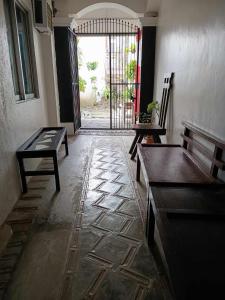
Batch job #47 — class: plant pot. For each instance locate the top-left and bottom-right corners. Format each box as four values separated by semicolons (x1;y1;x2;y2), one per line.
143;135;154;144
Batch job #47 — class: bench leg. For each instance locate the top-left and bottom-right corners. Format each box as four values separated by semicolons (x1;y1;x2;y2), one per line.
131;135;143;160
64;133;69;156
148;201;155;247
53;154;60;191
136;154;141;182
18;157;27;193
129;133;139;154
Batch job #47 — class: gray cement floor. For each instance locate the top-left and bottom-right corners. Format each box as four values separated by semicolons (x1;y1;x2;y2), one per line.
4;134;170;300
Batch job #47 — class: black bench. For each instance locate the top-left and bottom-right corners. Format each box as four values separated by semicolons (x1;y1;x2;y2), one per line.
16;127;68;193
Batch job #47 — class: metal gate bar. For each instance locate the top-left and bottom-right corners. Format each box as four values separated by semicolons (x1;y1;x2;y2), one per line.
74;18;138;35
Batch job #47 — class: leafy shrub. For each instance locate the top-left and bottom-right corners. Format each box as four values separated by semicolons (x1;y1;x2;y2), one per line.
79;77;87;93
123;86;135;102
87;61;98;71
125;43;136;54
90;76;97;84
103;86;110;100
125;60;137;81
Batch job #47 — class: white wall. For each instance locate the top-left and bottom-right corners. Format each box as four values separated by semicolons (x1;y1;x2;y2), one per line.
54;0;147;16
0;0;50;225
154;0;225;143
41;34;60;126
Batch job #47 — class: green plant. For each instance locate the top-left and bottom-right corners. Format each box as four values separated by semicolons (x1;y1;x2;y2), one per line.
87;61;98;71
77;38;83;68
79;77;87;93
147;101;160;116
125;43;136;54
103;86;110;100
123;86;134;102
136;101;160;123
102;86;119;101
90;76;97;84
125;60;137;81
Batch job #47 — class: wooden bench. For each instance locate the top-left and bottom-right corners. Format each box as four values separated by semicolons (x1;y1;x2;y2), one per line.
16;127;68;193
136;122;225;299
149;185;225;300
136;121;225;186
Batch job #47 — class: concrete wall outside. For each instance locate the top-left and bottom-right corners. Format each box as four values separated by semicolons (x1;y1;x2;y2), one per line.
154;0;225;143
0;0;51;225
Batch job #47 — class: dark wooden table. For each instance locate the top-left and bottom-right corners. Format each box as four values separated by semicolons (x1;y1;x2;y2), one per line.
148;185;225;300
16;127;68;193
129;123;166;159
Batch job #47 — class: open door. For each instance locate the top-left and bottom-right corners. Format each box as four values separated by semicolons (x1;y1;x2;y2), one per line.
74;19;140;129
68;29;81;131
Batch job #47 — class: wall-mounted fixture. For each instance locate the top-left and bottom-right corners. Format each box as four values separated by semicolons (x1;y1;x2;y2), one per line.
32;0;53;34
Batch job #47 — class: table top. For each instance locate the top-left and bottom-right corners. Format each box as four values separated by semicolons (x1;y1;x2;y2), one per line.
17;127;66;153
132;123;166;134
151;186;225;300
151;185;225;213
157;210;225;300
138;144;215;186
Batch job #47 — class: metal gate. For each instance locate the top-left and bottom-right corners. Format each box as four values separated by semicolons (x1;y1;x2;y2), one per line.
68;29;81;131
74;19;140;129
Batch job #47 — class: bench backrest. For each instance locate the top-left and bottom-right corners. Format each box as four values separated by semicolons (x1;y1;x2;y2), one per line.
181;121;225;179
158;72;174;128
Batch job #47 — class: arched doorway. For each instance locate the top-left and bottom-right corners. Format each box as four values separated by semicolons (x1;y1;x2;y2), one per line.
72;3;141;129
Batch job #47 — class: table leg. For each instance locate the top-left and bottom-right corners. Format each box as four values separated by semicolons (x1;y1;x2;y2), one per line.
17;157;27;193
136;154;141;182
131;135;143;160
64;132;69;156
129;133;139;154
53;153;60;191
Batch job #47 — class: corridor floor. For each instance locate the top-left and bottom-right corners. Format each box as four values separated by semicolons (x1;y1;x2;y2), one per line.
5;135;170;300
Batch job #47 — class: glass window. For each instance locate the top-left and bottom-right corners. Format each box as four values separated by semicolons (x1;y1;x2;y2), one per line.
4;0;38;100
16;5;34;95
5;1;20;96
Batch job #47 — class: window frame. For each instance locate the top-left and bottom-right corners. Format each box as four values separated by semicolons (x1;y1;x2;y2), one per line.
5;0;39;102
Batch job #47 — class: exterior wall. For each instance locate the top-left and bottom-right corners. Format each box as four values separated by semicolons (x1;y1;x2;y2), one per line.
154;0;225;143
0;0;49;225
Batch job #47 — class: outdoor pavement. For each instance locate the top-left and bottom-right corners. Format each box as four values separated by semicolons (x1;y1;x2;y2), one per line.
81;105;134;129
81;118;110;129
3;134;170;300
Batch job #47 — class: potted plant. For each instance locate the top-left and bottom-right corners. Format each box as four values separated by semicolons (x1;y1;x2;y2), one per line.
135;101;160;143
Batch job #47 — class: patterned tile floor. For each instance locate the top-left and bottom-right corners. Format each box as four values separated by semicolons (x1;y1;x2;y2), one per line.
3;135;170;300
60;137;168;299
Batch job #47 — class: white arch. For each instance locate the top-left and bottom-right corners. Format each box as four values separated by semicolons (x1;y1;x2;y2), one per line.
76;3;139;19
73;2;141;27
